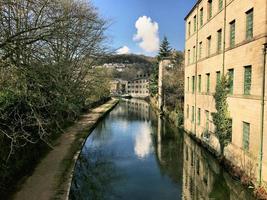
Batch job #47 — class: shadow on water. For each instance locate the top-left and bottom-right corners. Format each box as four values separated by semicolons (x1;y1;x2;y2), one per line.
70;99;254;200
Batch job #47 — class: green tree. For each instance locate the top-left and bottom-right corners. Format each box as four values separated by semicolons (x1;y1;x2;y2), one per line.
157;36;172;61
211;75;232;156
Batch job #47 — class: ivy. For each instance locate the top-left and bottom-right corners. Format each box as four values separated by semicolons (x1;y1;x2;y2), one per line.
211;74;232;156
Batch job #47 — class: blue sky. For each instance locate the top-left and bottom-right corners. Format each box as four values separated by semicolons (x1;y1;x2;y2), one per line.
92;0;196;56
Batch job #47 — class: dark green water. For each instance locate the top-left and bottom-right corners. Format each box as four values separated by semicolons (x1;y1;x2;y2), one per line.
70;99;254;200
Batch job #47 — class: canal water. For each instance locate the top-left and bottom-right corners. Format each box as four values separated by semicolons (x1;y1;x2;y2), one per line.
70;99;254;200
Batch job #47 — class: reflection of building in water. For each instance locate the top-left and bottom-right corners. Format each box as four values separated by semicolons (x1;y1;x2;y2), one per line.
124;99;150;121
182;134;253;200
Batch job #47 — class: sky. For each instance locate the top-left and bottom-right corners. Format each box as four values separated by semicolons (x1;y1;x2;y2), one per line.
91;0;196;56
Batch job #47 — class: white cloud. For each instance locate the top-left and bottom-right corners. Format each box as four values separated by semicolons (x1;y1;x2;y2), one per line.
133;16;160;53
116;46;130;54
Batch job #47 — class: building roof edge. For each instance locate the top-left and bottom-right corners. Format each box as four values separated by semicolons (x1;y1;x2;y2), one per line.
184;0;202;21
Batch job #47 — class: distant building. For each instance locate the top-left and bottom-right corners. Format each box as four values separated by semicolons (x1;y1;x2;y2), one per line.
110;79;128;95
184;0;267;185
127;74;150;98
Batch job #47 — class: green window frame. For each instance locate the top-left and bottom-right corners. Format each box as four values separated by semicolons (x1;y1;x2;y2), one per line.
194;15;197;32
198;75;202;92
187;77;189;91
219;0;223;11
200;8;203;26
199;42;202;59
207;36;211;56
208;0;213;19
244;66;252;95
192;106;195;122
193;46;196;63
228;69;234;94
198;108;201;125
246;9;253;40
188;21;191;36
205;110;209;130
192;76;195;93
216;71;221;85
230;20;235;48
242;122;250;151
206;73;210;93
217;29;222;52
187;105;189;118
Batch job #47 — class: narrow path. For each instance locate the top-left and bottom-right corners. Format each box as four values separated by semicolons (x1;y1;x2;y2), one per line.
12;99;119;200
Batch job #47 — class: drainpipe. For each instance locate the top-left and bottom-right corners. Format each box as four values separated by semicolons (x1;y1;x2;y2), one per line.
258;43;267;186
194;4;199;136
222;0;227;74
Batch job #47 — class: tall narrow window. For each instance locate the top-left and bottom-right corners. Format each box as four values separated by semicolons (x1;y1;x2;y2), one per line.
244;66;252;95
228;69;234;94
187;77;190;91
200;8;204;26
243;122;250;151
193;46;196;63
187;105;189;118
194;15;197;32
216;71;221;85
246;9;253;40
230;20;236;48
192;106;195;123
219;0;223;11
192;76;195;93
188;21;191;36
206;73;210;93
188;49;191;65
198;75;202;92
199;42;203;59
207;36;211;56
205;110;209;130
198;108;201;125
208;0;213;19
217;29;222;53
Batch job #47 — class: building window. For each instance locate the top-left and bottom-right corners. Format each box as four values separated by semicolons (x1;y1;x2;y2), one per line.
244;66;252;95
207;36;211;56
187;77;190;91
188;21;191;36
199;42;202;59
188;49;191;65
228;69;234;94
205;110;209;130
242;122;250;151
230;20;236;48
219;0;223;11
198;75;202;92
187;105;189;118
208;0;213;20
246;9;253;40
200;8;203;26
206;73;210;93
217;29;222;53
198;108;201;125
194;15;197;32
192;76;195;93
216;71;221;85
193;46;196;63
192;106;195;123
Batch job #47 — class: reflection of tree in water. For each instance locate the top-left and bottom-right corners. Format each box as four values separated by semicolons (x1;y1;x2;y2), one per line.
152;116;184;184
69;148;121;200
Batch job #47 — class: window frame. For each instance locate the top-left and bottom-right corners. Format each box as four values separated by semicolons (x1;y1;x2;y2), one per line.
244;65;252;95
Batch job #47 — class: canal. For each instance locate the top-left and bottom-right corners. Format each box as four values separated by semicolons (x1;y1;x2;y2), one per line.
69;99;254;200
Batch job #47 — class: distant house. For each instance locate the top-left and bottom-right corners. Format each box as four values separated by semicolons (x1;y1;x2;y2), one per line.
110;79;128;95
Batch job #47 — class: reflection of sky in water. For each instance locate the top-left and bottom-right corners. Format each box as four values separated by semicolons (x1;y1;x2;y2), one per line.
134;122;152;159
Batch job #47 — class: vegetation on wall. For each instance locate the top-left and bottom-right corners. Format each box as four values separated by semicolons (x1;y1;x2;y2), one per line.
211;75;232;156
